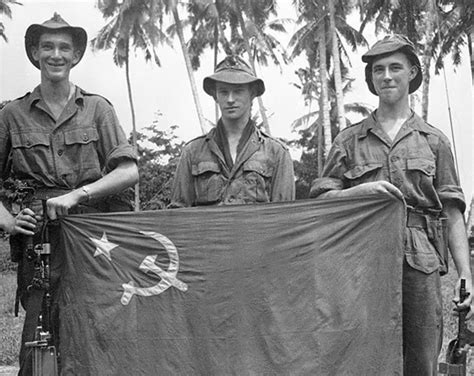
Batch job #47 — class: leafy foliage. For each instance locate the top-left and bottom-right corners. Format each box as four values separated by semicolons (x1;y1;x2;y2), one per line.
0;0;21;43
135;116;184;210
92;0;168;67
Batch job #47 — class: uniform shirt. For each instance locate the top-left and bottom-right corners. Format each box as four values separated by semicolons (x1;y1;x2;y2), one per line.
171;121;295;207
0;85;136;189
310;111;465;273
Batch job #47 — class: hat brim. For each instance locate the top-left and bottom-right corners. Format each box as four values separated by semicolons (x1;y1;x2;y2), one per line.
364;54;422;95
203;71;265;97
25;24;87;69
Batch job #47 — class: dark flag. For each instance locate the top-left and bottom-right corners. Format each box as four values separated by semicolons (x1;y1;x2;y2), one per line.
59;195;404;375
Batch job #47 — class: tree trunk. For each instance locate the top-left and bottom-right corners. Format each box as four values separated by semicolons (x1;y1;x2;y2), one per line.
125;42;140;211
421;0;435;121
318;19;331;166
328;0;346;131
173;7;207;134
214;20;220;124
236;9;271;134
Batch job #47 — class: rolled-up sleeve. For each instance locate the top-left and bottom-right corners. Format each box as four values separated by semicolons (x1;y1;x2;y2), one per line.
309;140;346;198
434;136;465;213
95;99;137;172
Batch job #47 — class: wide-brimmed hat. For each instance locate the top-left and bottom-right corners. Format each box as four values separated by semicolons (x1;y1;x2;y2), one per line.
362;34;422;95
25;12;88;69
203;55;265;97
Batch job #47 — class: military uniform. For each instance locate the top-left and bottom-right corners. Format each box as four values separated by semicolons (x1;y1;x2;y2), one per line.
171;120;294;207
311;112;465;375
0;85;136;375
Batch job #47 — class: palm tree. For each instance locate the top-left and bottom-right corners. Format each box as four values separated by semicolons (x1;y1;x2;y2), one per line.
355;0;472;120
0;0;21;42
289;0;366;165
92;0;168;211
184;0;289;134
165;0;207;134
431;0;474;74
291;69;373;141
291;68;373;197
328;0;346;130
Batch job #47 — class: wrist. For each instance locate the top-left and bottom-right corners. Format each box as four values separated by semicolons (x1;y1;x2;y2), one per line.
79;185;92;203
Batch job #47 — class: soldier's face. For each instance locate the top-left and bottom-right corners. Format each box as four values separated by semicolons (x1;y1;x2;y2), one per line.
371;52;417;105
215;82;254;123
32;32;80;84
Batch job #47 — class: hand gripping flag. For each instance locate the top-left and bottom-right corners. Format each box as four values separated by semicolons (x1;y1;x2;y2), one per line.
58;195;404;375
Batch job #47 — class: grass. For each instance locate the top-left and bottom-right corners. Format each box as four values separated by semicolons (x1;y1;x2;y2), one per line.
0;239;467;366
0;239;23;366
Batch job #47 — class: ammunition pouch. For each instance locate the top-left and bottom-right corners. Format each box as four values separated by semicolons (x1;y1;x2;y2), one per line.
407;210;449;275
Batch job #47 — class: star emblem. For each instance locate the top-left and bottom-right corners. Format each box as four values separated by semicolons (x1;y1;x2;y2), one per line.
90;232;118;261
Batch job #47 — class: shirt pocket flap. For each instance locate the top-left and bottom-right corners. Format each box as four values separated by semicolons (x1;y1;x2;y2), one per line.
243;160;273;177
11;132;49;148
406;158;435;176
192;161;220;176
343;163;383;180
64;128;99;146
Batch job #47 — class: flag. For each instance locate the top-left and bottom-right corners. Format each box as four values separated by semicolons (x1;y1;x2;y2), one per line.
59;194;404;375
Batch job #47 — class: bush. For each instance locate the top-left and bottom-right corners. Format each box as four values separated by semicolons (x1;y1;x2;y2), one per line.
0;239;15;273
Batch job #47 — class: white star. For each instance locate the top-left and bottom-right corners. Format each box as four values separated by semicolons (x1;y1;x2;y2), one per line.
90;232;118;261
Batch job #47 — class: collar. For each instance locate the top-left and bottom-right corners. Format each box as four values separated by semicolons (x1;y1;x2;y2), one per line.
358;110;429;138
206;118;260;141
26;84;84;109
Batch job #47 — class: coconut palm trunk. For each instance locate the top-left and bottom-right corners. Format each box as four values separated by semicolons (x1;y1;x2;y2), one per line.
172;6;207;134
235;9;271;134
421;0;436;121
124;41;140;211
328;0;346;131
318;20;331;167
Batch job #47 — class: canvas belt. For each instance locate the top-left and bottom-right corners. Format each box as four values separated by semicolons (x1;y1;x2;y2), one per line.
406;211;439;229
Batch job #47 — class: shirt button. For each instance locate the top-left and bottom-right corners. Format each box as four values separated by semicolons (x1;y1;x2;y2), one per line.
26;140;31;146
82;134;89;141
58;149;63;156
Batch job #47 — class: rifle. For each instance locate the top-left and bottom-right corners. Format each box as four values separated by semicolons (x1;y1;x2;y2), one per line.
439;279;474;375
24;200;59;376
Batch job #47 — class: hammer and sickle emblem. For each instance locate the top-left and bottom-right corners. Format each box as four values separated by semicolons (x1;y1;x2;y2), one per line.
121;231;188;305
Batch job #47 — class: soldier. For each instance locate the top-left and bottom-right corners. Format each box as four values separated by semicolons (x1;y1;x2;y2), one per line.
310;34;472;375
170;55;294;207
0;13;138;375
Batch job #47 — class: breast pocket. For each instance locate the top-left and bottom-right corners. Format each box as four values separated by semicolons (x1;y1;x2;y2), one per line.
11;132;50;174
64;128;100;168
343;163;383;187
242;160;273;203
191;161;225;205
406;158;435;186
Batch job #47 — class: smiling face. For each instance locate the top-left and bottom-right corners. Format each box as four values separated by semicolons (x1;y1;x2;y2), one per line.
371;52;418;106
215;82;254;123
32;31;80;84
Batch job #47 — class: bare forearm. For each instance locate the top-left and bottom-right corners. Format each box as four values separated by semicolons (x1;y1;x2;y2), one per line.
315;181;404;200
77;160;138;202
445;204;471;279
46;160;138;219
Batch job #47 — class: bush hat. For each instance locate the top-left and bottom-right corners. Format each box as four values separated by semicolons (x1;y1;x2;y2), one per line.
25;12;88;69
362;34;422;95
203;55;265;97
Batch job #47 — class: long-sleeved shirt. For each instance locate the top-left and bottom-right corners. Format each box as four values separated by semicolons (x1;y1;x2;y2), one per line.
171;121;295;207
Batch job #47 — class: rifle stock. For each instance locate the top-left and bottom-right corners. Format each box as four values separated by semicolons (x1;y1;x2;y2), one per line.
24;200;59;376
439;279;474;375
